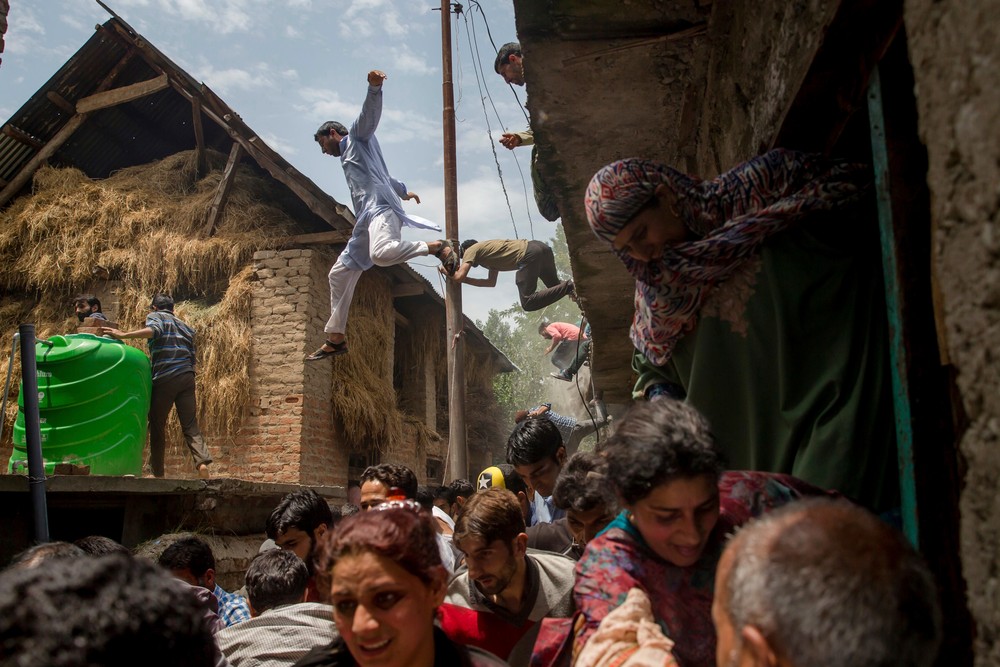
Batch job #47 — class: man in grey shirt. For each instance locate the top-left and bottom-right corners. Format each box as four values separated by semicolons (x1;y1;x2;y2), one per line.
216;550;336;667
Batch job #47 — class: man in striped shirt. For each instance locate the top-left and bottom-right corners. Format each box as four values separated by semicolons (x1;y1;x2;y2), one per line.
102;294;211;478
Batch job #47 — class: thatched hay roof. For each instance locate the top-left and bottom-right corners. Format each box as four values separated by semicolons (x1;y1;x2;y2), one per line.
0;151;302;447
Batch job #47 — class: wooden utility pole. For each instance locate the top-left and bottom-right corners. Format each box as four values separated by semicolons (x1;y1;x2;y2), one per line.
441;0;467;481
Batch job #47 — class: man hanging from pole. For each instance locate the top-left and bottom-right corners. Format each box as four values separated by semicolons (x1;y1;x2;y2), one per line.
307;69;460;361
495;41;561;222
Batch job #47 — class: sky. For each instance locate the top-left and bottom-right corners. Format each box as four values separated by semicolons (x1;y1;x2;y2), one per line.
0;0;552;324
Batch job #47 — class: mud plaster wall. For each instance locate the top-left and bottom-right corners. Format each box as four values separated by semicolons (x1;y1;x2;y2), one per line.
904;1;1000;662
694;1;839;173
513;0;839;401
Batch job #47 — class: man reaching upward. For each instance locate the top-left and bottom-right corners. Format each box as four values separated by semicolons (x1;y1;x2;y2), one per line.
308;69;459;361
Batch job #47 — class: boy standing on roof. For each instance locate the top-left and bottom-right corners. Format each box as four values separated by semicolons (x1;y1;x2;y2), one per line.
308;69;459;361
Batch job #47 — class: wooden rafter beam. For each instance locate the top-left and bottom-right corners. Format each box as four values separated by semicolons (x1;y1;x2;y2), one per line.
97;18;356;232
2;125;43;150
391;283;426;298
192;98;207;179
46;91;75;114
75;73;169;114
0;50;134;208
203;141;243;237
284;230;351;245
162;76;353;231
0;115;88;207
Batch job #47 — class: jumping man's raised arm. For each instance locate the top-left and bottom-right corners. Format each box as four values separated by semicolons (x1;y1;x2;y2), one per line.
350;70;388;141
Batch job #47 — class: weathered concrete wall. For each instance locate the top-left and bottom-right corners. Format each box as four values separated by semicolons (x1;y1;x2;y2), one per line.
514;0;840;401
694;1;839;173
904;2;1000;662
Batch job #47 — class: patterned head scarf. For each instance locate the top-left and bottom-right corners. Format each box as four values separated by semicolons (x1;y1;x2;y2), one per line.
585;149;869;365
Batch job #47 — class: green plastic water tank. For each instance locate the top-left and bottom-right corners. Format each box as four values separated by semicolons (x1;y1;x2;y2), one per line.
8;334;151;476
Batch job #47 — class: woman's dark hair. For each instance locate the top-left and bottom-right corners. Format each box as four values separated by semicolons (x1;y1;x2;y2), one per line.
604;400;725;505
552;451;619;514
318;507;442;585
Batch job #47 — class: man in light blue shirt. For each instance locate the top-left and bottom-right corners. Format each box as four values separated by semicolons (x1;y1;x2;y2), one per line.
308;69;458;361
506;417;567;527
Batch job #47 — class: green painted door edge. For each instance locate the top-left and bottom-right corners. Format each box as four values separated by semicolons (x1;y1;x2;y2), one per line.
867;64;919;546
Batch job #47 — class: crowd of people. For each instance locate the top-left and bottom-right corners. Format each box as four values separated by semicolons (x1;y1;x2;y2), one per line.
27;38;943;667
0;399;942;667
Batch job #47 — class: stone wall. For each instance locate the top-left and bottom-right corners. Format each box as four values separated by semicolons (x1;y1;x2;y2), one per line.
904;1;1000;662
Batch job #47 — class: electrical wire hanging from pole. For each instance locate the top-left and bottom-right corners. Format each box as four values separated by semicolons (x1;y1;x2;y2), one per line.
441;0;467;482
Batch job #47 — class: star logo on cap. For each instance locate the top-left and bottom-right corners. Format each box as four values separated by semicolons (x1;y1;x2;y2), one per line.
478;472;492;490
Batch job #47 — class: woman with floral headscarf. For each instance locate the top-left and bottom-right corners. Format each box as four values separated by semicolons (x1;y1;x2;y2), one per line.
584;149;897;512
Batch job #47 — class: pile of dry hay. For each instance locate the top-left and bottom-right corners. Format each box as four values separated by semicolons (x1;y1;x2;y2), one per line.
329;271;405;453
0;150;300;449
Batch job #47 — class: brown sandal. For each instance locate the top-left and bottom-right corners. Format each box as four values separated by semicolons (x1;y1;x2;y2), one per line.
305;340;348;361
435;240;460;276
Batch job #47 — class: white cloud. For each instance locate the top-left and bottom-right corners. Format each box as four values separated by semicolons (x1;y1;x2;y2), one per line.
389;45;437;76
148;0;259;34
338;0;407;39
378;108;440;144
284;25;301;38
198;66;258;93
258;132;298;156
3;5;45;54
195;61;278;94
296;87;360;123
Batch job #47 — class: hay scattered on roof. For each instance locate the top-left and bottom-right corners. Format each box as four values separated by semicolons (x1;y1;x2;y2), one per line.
0;150;300;449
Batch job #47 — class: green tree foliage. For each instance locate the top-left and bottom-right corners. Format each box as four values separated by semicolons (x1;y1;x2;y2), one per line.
478;226;584;420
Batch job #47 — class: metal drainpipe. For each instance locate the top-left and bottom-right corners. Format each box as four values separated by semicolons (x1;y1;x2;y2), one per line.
19;324;50;543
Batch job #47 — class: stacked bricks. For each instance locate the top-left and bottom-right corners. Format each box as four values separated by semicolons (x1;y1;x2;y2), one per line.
163;249;346;485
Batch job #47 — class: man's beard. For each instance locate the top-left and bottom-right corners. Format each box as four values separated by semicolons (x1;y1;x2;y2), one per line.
77;312;86;322
476;557;517;597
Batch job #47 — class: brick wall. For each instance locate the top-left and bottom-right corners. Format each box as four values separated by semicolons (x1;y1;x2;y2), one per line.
162;248;346;486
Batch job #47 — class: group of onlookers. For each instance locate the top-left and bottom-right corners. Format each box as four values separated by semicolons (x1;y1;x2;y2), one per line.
0;398;942;667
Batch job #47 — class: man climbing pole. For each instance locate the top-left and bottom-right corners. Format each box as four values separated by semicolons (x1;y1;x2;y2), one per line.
308;69;460;361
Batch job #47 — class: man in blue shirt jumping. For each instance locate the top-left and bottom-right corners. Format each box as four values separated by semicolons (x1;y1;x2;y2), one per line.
308;69;458;361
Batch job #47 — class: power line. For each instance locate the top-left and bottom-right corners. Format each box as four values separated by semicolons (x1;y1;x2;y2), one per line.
466;0;530;125
462;6;537;240
468;0;530;125
458;7;522;239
